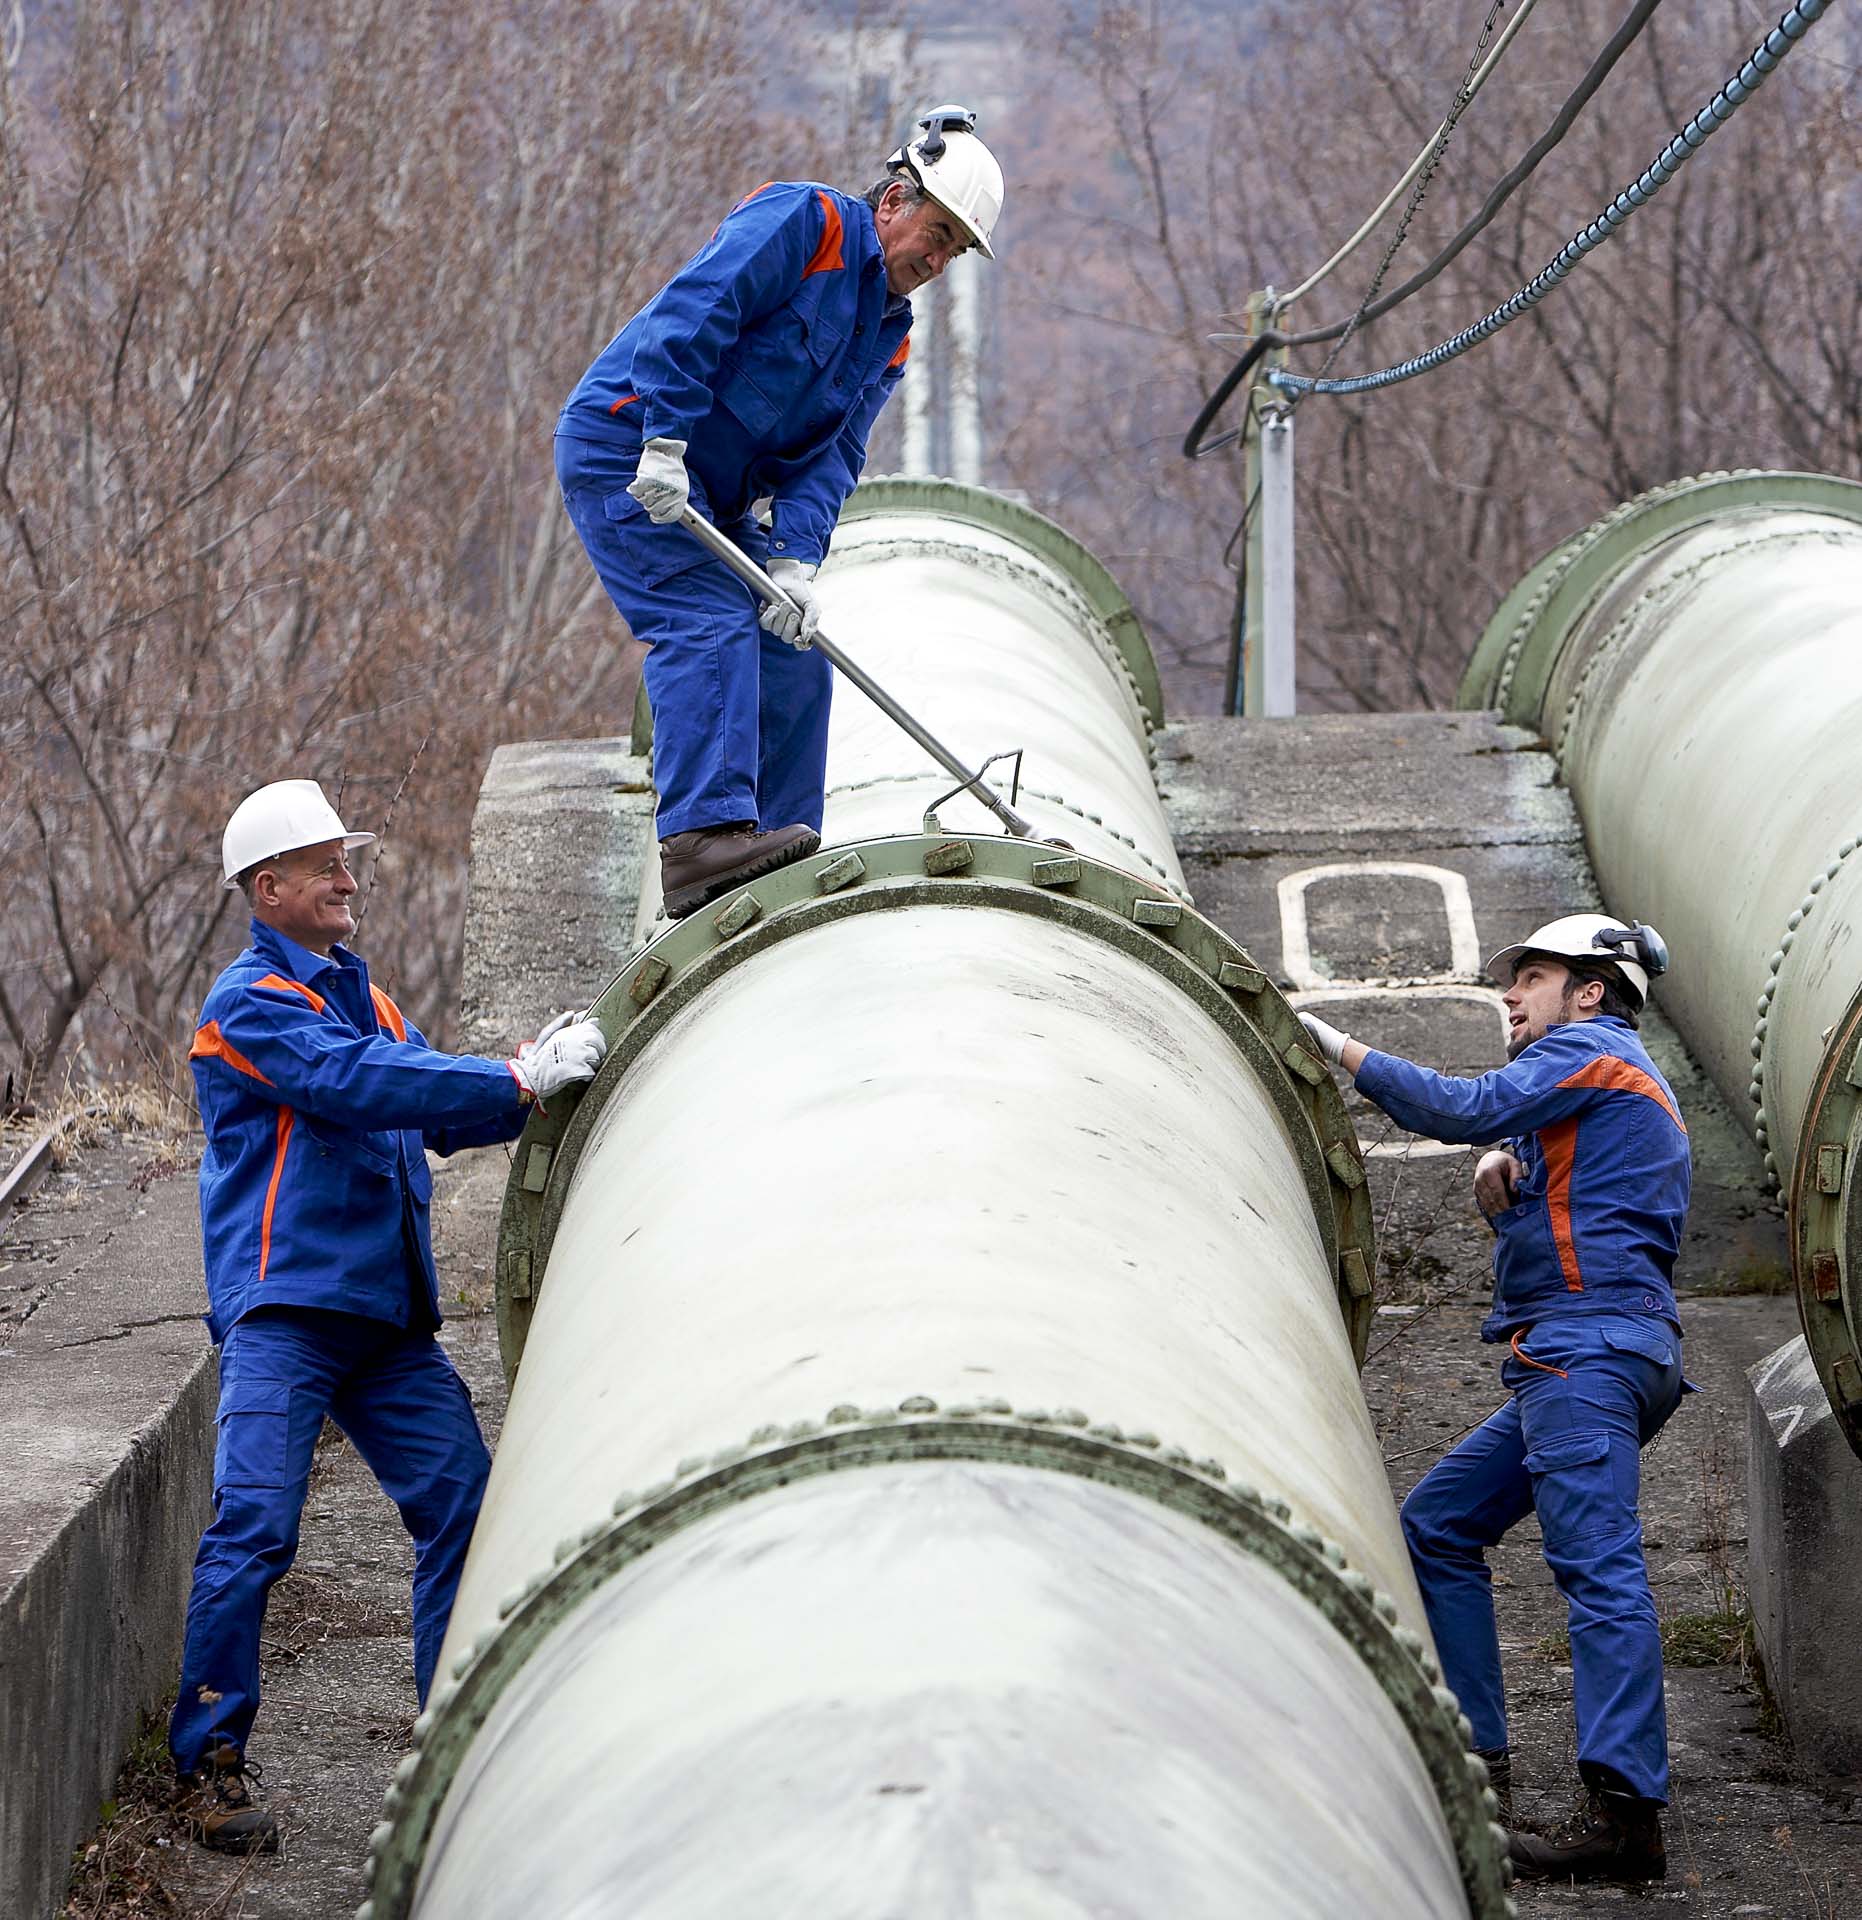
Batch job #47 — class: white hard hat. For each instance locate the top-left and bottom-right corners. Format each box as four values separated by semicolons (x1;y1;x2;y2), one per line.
885;105;1004;259
1486;913;1670;1006
221;779;375;890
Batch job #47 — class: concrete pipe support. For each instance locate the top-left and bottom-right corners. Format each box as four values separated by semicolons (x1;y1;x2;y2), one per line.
1460;470;1862;1452
360;483;1513;1918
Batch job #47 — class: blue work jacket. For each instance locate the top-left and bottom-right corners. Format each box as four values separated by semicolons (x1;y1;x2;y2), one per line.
188;921;528;1342
1356;1016;1690;1341
557;180;913;569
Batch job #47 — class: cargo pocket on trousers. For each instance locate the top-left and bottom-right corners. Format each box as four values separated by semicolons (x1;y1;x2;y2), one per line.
214;1379;294;1490
1523;1430;1622;1546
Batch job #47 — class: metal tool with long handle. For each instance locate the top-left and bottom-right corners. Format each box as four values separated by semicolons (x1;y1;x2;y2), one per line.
677;505;1036;839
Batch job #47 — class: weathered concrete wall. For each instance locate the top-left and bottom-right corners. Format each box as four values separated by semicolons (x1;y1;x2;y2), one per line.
458;738;658;1057
0;1160;212;1920
1748;1333;1862;1778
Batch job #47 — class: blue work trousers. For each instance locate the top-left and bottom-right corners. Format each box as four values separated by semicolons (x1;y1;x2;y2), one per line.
1399;1313;1684;1803
168;1306;490;1772
556;433;834;840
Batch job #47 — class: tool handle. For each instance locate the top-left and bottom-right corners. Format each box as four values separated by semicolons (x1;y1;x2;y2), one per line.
675;507;1035;838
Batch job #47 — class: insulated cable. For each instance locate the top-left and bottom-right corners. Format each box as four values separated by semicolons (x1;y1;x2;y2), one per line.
1184;0;1665;458
1267;0;1829;400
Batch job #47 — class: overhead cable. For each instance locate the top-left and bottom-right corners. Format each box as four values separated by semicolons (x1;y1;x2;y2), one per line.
1185;0;1664;458
1279;0;1543;310
1277;0;1510;417
1266;0;1830;401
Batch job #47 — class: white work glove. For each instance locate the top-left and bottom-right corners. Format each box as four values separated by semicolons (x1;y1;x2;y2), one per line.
1297;1011;1351;1066
509;1019;607;1107
1473;1149;1526;1219
517;1009;580;1059
760;558;821;650
627;437;690;525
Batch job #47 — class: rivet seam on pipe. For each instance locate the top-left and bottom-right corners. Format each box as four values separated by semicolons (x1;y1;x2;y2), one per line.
358;1407;1516;1920
822;773;1189;898
1491;470;1760;714
1784;979;1862;1460
832;532;1159;748
1551;527;1841;759
1749;832;1862;1188
842;474;1167;734
493;837;1373;1383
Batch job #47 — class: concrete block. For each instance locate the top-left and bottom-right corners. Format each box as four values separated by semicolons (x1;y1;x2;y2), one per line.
459;737;658;1057
1748;1332;1862;1779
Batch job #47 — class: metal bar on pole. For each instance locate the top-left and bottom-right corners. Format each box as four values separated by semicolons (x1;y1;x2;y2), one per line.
947;261;983;487
1259;409;1296;716
1233;290;1289;717
902;280;934;476
675;506;1037;839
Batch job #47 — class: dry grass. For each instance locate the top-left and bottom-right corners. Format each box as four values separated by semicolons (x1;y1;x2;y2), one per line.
60;1709;264;1920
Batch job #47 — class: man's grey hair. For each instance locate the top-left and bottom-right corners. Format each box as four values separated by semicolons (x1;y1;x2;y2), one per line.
864;174;926;213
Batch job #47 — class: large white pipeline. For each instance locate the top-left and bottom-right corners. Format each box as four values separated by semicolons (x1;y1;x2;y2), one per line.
359;480;1512;1918
1460;470;1862;1454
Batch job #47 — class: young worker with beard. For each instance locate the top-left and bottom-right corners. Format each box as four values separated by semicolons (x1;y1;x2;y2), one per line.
1299;915;1688;1884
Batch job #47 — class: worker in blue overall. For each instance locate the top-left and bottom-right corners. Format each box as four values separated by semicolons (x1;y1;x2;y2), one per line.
555;107;1005;919
170;780;607;1852
1299;915;1688;1884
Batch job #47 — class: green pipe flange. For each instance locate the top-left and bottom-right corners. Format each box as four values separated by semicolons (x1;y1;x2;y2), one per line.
843;474;1166;735
1457;471;1862;725
356;1404;1515;1920
1788;978;1862;1460
494;834;1375;1383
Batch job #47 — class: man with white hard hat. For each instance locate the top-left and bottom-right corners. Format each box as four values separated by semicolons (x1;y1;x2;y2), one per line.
555;107;1005;919
169;780;607;1853
1298;914;1689;1885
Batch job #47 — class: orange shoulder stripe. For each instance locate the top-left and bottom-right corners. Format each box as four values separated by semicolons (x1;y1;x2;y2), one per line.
803;189;844;277
887;333;911;371
1539;1116;1584;1292
256;972;327;1015
370;985;408;1042
1556;1055;1686;1131
190;1021;273;1086
607;392;638;415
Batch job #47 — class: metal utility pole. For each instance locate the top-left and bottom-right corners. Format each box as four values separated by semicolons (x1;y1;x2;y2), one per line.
1224;290;1293;717
1258;407;1296;716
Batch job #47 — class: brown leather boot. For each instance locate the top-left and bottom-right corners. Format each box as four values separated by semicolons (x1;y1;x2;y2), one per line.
659;822;819;919
1507;1786;1664;1882
173;1741;279;1854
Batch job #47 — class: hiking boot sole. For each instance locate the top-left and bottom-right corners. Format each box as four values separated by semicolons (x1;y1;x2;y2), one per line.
664;829;821;919
200;1819;281;1856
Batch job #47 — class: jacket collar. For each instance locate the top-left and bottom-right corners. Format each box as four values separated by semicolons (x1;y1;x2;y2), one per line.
849;198;912;318
249;917;363;986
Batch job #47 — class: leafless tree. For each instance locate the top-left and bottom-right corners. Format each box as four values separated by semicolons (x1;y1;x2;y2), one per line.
994;0;1861;714
0;0;875;1092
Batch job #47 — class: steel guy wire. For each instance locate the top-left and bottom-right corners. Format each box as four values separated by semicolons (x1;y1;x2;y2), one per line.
1268;0;1832;401
1274;0;1511;421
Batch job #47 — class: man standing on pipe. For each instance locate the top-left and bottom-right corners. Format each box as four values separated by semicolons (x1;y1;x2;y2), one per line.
170;781;608;1852
1299;915;1688;1884
554;108;1004;920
